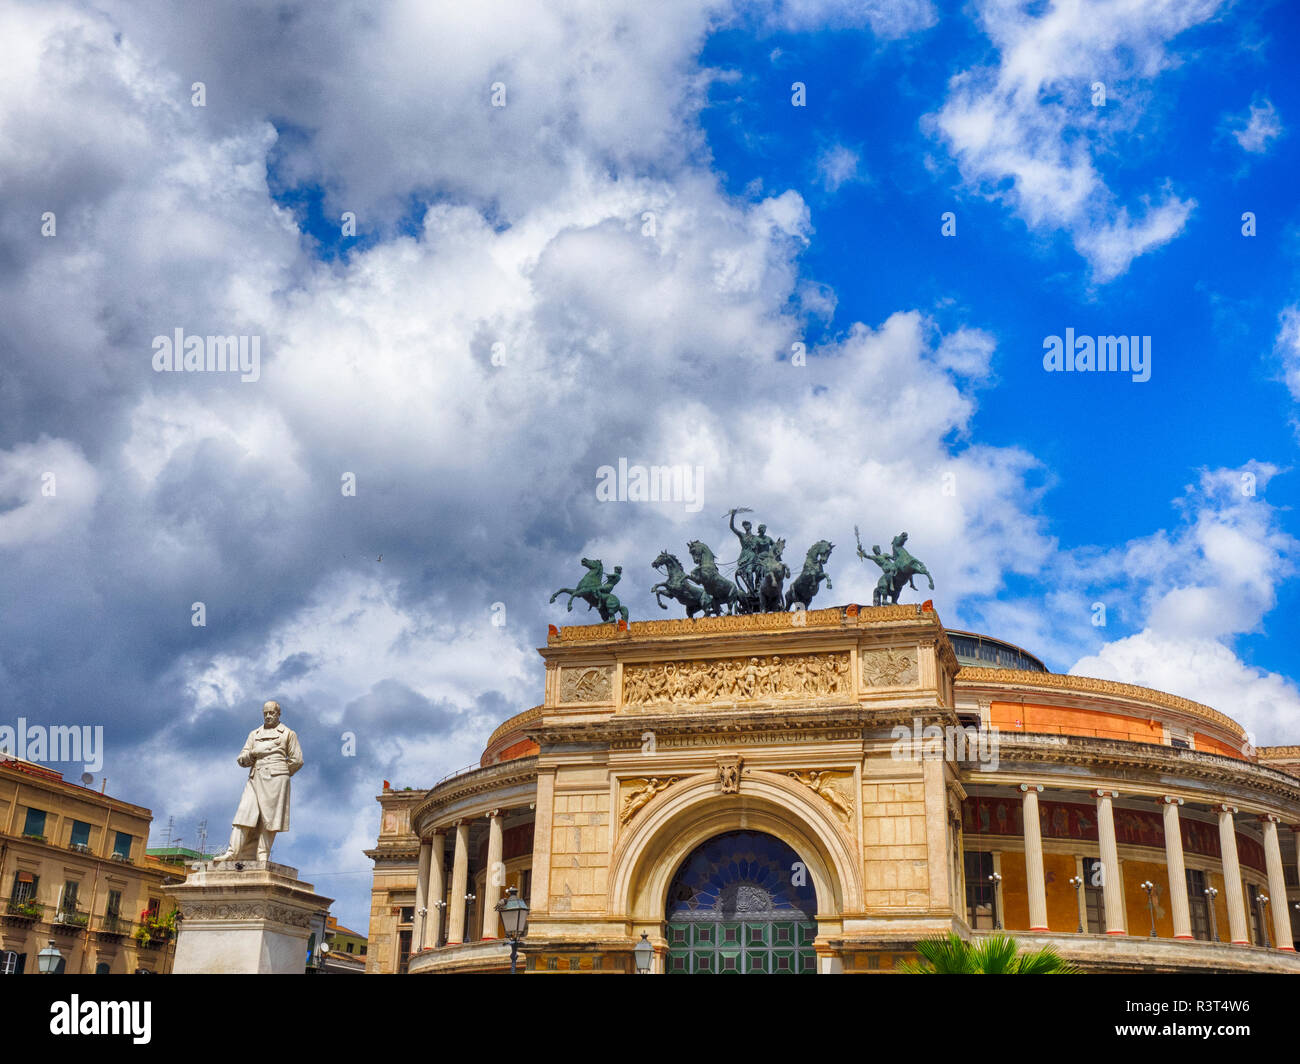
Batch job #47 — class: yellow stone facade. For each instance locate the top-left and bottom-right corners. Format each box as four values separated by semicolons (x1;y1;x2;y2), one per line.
365;605;1300;973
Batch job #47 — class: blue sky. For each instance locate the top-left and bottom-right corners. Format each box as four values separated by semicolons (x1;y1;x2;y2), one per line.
3;0;1299;935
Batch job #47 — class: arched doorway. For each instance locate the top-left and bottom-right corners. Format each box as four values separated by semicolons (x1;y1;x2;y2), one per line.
664;830;817;974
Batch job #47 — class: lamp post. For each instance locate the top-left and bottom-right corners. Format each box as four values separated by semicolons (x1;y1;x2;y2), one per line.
1204;886;1219;941
494;886;529;975
1068;875;1084;933
37;940;63;974
633;931;654;974
988;872;1002;930
1141;880;1156;937
1259;895;1270;948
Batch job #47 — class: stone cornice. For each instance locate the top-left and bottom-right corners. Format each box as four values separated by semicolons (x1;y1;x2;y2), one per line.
975;733;1300;807
410;757;539;829
1259;745;1300;759
956;668;1246;740
531;704;958;748
485;706;543;751
546;603;938;647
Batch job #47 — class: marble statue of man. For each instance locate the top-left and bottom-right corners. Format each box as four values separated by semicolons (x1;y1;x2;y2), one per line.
214;700;303;863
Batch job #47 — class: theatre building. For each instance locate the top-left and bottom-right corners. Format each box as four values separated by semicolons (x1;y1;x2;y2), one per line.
365;605;1300;973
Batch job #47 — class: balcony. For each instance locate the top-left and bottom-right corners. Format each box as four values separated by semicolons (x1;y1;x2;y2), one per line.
52;908;90;933
95;914;132;941
68;841;92;855
3;899;44;925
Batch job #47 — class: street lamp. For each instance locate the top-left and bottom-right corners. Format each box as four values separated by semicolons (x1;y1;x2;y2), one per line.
1259;895;1271;948
1204;887;1219;941
1140;881;1156;937
37;940;63;974
1068;875;1084;933
988;872;1002;930
633;931;654;974
494;886;529;975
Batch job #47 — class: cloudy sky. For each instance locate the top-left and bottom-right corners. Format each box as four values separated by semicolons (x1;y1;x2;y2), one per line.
2;0;1298;933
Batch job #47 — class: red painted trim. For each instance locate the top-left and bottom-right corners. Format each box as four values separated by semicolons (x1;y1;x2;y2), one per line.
1278;946;1296;952
1174;935;1195;940
1106;930;1127;936
1231;939;1249;945
1030;926;1050;931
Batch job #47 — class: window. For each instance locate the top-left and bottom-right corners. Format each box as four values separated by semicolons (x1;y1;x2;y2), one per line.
1186;869;1212;941
346;942;354;954
23;808;47;839
399;906;414;925
397;929;413;975
10;871;38;904
964;851;997;929
95;962;111;975
60;880;80;914
1;951;23;975
1169;737;1190;750
144;897;160;918
521;869;532;904
69;820;91;850
1083;858;1106;933
104;889;122;932
112;832;132;860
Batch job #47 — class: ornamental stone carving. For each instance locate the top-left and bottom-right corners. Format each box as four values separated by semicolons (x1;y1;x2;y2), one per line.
618;777;678;826
622;652;851;708
179;901;315;928
718;756;744;794
787;769;856;827
560;665;613;703
859;647;917;688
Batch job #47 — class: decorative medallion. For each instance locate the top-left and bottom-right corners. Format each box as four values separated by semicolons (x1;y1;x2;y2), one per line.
559;665;614;703
859;647;917;688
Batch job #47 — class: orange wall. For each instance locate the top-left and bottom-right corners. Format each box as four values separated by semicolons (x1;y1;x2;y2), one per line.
1194;733;1243;759
1044;853;1078;931
990;702;1164;744
1122;859;1173;937
997;852;1081;932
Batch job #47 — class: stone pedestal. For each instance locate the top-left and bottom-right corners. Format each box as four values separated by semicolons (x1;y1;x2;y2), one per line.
170;860;332;974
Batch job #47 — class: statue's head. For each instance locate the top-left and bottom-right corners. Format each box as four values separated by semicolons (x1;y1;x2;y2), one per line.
262;700;281;727
757;524;767;534
742;520;752;532
613;565;623;574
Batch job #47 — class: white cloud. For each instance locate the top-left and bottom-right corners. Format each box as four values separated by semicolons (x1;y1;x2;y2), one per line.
1229;96;1283;153
1064;464;1300;744
927;0;1218;282
815;143;863;193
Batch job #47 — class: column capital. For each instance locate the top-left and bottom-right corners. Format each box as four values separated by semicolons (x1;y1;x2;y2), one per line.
1161;795;1184;806
1094;788;1118;799
1216;803;1238;814
487;808;502;820
1258;813;1281;824
1019;783;1044;793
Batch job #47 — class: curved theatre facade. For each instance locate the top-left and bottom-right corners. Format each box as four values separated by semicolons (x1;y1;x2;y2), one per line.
365;605;1300;973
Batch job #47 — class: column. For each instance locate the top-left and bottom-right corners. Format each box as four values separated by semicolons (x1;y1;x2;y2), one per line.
427;831;446;948
447;820;470;945
1216;804;1249;945
415;838;433;951
1095;789;1125;934
1020;784;1048;931
481;809;504;940
1261;815;1294;951
1161;797;1192;940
